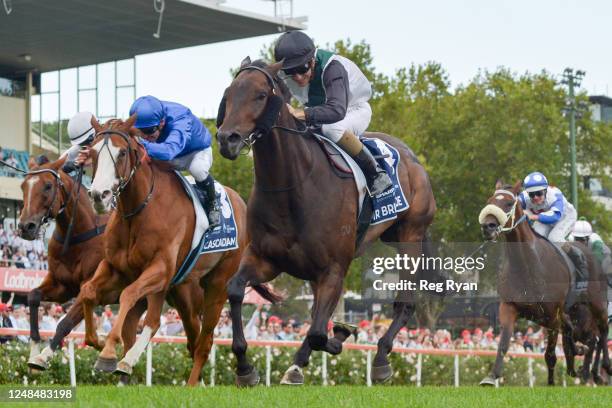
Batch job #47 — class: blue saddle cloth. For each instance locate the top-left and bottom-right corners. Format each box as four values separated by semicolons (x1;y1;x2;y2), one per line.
171;173;239;286
362;138;409;225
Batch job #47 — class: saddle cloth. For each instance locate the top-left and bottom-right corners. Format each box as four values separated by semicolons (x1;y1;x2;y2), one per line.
171;171;239;286
313;134;409;225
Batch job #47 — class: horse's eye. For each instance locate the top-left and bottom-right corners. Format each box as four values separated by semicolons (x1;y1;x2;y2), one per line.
118;149;126;158
44;182;52;191
256;92;267;101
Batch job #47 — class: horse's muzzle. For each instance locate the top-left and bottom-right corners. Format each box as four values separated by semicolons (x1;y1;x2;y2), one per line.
216;130;243;160
89;189;113;214
18;220;39;241
481;222;499;241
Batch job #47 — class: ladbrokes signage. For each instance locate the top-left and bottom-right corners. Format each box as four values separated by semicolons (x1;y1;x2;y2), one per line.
0;267;47;292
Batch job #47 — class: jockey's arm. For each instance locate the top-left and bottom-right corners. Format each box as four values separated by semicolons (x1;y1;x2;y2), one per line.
142;123;190;161
591;240;605;264
536;193;564;224
304;61;349;125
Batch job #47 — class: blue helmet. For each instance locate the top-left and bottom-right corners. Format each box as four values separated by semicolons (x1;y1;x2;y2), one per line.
129;96;165;128
523;172;549;193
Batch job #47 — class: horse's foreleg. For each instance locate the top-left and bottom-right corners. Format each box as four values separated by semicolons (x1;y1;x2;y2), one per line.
27;278;71;369
227;249;280;387
544;328;559;386
581;336;597;384
99;258;168;372
186;272;227;386
481;302;517;386
561;313;578;377
116;291;165;376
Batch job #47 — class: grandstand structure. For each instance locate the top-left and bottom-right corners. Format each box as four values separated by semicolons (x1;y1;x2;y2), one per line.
0;0;305;223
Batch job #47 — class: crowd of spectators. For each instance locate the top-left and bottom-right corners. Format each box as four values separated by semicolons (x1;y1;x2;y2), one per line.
2;297;611;357
0;222;48;270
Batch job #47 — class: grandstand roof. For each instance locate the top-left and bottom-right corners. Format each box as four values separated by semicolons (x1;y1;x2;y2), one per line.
0;0;305;78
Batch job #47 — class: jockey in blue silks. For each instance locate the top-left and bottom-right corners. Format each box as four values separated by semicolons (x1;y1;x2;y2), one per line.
129;96;220;228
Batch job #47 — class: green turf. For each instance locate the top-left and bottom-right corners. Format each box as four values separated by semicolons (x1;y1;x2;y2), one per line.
1;385;611;408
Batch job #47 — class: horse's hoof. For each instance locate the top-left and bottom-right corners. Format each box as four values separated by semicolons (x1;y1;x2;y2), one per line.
236;368;260;387
593;374;603;385
332;321;358;340
27;357;49;372
371;364;393;384
575;342;586;356
95;356;118;372
113;360;133;376
567;368;577;378
479;376;497;386
280;365;304;385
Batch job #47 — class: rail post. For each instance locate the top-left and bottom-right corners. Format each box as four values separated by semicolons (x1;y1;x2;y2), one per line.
454;354;459;387
68;339;76;387
366;350;372;387
146;343;152;386
265;345;272;387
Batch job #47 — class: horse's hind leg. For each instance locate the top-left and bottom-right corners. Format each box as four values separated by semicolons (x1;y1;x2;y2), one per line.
581;336;597;384
561;314;578;377
371;300;414;383
171;281;203;361
481;302;517;386
186;272;227;386
544;329;559;386
227;249;280;387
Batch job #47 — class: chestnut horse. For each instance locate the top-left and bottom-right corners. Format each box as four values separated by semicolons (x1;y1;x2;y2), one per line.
18;159;107;364
22;158;208;386
216;58;437;386
82;117;272;385
478;181;609;385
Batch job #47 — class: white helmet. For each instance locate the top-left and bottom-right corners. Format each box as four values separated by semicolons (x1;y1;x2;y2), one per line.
572;219;593;238
67;111;96;146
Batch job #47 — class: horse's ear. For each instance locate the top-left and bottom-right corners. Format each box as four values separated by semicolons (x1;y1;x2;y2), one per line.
495;179;504;190
27;157;38;170
49;156;66;171
91;115;102;133
267;60;283;77
125;113;137;129
240;56;252;69
512;180;522;194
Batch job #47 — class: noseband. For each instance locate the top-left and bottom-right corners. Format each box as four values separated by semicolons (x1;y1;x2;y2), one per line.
478;189;527;234
95;129;155;219
229;65;307;154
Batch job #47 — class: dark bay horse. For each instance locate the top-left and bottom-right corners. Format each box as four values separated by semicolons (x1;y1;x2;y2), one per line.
216;58;436;386
83;116;273;385
478;181;609;385
17;158;108;365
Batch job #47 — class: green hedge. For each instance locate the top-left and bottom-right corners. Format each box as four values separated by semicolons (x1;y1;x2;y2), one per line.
0;341;576;386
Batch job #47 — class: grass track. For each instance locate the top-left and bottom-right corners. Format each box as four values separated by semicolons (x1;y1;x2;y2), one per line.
2;385;611;408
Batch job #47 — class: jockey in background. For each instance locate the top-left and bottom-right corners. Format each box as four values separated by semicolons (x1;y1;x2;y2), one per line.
61;111;98;172
128;96;220;229
570;218;612;282
519;171;587;286
273;30;392;196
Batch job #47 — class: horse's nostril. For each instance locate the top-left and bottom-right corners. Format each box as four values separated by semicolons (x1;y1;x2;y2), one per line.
488;223;497;230
25;222;36;232
228;133;241;143
102;190;111;199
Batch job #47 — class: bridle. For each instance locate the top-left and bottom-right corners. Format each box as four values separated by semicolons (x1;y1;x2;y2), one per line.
25;168;69;228
491;189;527;234
94;129;155;219
231;65;308;154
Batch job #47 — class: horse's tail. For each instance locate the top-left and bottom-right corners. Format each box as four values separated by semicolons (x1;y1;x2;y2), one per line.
251;283;284;304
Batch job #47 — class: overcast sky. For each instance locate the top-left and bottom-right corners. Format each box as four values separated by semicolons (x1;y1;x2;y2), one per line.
39;0;612;121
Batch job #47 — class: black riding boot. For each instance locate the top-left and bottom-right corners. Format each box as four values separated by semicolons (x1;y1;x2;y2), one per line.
352;147;393;196
196;176;221;229
563;243;589;290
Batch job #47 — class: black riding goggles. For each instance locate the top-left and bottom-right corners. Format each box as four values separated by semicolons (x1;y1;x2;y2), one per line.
283;63;311;76
528;190;546;198
139;125;160;135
